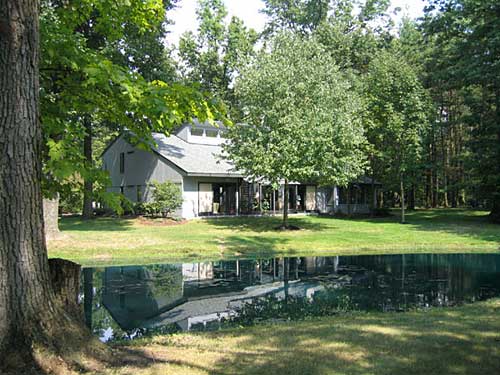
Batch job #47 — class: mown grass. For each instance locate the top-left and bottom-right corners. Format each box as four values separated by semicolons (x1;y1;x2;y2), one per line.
48;209;500;266
101;299;500;375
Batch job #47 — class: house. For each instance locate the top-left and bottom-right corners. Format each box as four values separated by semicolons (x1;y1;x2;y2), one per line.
101;121;379;219
95;257;340;332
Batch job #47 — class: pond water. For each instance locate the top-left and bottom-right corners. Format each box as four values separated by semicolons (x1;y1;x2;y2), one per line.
81;253;500;342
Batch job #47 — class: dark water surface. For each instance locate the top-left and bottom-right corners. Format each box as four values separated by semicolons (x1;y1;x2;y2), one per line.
81;253;500;342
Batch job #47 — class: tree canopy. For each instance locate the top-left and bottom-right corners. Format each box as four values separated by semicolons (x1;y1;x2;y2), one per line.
224;33;366;226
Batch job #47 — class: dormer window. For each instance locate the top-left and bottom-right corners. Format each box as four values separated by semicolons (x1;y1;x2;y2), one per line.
206;129;218;138
190;128;204;136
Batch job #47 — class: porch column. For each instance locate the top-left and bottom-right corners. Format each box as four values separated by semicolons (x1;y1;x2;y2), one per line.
236;180;240;216
295;185;299;210
259;184;262;212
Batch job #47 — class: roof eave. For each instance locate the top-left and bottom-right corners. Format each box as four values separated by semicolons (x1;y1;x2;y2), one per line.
185;172;244;178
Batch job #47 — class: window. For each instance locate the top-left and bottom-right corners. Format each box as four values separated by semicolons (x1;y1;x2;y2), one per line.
190;128;204;136
119;152;125;173
137;185;142;202
206;130;218;138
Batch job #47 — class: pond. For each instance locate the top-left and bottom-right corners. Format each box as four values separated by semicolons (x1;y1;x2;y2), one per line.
81;253;500;342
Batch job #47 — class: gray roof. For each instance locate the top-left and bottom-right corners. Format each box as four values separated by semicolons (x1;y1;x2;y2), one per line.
152;133;242;177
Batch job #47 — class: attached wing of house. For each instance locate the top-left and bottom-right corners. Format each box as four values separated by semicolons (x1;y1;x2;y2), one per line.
102;121;381;219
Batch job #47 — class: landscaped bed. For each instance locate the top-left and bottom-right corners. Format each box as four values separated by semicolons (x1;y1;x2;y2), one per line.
95;299;500;375
48;209;500;266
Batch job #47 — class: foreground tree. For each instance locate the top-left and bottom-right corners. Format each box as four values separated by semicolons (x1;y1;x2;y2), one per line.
0;1;220;372
0;0;90;370
224;33;366;228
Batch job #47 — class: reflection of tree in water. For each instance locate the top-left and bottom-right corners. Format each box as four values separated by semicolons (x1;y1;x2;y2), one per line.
82;267;128;341
82;265;184;341
83;254;500;341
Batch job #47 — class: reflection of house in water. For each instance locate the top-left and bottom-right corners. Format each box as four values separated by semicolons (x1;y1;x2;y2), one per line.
102;265;185;330
92;254;500;334
98;257;340;332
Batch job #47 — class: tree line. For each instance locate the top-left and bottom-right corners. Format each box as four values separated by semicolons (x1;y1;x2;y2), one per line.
37;0;500;223
1;0;499;371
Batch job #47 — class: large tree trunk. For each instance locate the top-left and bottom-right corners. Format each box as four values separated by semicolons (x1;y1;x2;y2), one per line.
82;116;93;219
0;0;57;354
0;0;64;366
0;2;95;372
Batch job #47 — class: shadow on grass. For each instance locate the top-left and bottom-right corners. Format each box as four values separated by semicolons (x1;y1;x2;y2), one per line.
59;216;134;232
1;326;170;375
217;235;299;259
147;300;500;375
203;215;331;233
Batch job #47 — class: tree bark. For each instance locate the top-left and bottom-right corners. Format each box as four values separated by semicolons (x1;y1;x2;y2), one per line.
49;259;82;321
0;0;58;357
82;116;93;219
0;2;92;371
43;195;60;240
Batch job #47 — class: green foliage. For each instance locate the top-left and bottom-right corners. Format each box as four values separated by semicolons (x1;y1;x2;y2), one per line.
178;0;258;120
223;292;354;328
364;48;429;191
143;181;183;217
225;33;367;190
59;187;83;214
40;0;226;207
262;0;330;35
421;0;500;216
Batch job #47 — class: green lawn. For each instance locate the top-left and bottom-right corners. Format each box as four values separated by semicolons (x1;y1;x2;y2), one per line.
48;209;500;266
97;299;500;375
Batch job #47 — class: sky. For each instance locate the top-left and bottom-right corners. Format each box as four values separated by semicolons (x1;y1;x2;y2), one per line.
165;0;427;45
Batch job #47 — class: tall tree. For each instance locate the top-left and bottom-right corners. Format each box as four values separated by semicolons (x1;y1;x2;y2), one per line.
0;0;88;369
224;33;366;228
178;0;257;120
364;48;428;223
422;0;500;220
261;0;330;35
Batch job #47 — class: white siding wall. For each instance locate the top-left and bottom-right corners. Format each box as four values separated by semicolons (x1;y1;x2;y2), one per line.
102;136;185;215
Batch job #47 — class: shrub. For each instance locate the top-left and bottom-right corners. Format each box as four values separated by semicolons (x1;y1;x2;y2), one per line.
146;181;183;217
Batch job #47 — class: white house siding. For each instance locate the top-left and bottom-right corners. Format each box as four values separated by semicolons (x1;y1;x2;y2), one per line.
102;135;185;215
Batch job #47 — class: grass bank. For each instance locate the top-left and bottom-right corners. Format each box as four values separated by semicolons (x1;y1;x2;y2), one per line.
101;299;500;375
48;209;500;266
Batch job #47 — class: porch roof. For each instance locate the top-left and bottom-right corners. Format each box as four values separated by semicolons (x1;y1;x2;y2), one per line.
152;133;243;178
